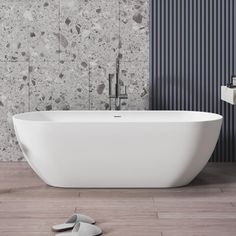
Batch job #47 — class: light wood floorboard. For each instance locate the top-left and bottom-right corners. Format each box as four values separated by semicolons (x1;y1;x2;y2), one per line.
0;162;236;235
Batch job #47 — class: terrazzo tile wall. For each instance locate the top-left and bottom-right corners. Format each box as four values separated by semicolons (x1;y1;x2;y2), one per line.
0;0;149;161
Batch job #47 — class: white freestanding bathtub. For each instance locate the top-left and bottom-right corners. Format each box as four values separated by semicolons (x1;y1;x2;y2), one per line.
13;111;222;188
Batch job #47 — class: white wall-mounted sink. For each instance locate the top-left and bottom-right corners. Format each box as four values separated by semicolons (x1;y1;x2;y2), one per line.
221;86;236;105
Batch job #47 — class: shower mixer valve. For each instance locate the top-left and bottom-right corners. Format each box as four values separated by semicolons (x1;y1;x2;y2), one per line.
108;58;128;110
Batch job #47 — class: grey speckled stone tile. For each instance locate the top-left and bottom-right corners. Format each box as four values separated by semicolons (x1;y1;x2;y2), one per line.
0;0;60;62
0;0;29;62
55;61;89;110
0;62;29;161
119;60;149;110
119;0;149;62
0;0;150;161
29;61;89;111
29;62;59;111
89;61;116;110
59;0;119;63
27;0;60;62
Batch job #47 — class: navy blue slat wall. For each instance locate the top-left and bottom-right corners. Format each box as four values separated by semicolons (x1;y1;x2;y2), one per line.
150;0;236;161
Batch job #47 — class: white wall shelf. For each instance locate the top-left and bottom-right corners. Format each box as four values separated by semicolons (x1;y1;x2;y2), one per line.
221;86;236;105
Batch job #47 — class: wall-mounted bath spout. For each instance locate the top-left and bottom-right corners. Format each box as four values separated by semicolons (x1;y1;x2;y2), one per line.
108;58;128;110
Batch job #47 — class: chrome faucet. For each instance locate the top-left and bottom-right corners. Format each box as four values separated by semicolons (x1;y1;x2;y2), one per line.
108;58;128;110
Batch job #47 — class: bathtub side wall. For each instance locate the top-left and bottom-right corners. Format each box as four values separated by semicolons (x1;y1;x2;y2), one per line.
13;120;221;187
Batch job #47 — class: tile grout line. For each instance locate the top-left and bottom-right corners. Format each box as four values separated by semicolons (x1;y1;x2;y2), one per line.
88;62;91;110
28;54;31;112
27;1;31;113
58;0;61;112
58;0;61;63
0;59;148;63
118;0;121;55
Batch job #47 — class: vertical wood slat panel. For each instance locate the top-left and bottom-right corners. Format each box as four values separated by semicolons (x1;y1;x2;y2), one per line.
151;0;236;162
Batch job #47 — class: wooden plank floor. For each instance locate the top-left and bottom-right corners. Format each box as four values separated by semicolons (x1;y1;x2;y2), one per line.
0;163;236;235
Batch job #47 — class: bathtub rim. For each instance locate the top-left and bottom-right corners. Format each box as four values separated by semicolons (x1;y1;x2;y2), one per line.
12;110;223;124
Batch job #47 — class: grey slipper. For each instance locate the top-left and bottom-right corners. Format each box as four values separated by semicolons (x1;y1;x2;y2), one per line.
55;222;102;236
52;214;96;232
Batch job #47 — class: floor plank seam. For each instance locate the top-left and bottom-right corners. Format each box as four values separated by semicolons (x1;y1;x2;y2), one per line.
3;185;42;195
0;189;11;194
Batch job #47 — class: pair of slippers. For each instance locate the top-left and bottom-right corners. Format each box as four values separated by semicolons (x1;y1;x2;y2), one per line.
52;213;102;236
